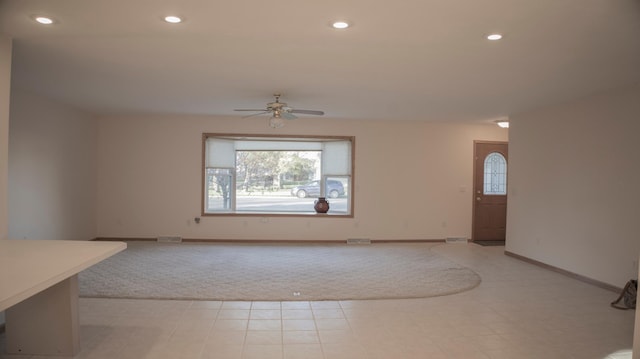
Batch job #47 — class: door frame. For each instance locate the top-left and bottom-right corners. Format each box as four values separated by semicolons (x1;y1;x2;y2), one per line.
471;140;509;241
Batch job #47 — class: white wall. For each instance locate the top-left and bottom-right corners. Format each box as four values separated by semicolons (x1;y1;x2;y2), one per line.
0;35;11;241
506;84;640;287
8;89;98;241
96;115;507;241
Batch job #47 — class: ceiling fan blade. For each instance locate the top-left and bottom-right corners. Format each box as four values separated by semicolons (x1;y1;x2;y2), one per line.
241;111;270;119
281;112;297;120
291;109;325;116
234;109;268;112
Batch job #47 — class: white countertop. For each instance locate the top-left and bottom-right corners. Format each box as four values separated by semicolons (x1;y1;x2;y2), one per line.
0;239;126;311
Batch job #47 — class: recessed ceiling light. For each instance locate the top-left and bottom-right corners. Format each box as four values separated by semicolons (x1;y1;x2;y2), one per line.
164;15;182;24
34;16;54;25
332;21;349;29
494;119;509;128
487;33;503;41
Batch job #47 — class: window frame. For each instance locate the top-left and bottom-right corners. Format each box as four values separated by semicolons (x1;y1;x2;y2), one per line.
201;133;355;218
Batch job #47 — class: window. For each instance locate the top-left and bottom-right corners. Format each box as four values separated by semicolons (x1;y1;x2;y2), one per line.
483;152;507;195
203;134;354;216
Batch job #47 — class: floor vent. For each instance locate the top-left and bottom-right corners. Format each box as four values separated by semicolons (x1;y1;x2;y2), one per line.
445;237;468;244
347;238;371;245
157;236;182;243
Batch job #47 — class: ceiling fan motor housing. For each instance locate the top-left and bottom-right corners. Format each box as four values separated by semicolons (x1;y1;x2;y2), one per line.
267;101;292;113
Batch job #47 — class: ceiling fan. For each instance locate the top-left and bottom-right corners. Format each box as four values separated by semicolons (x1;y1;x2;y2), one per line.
234;93;325;128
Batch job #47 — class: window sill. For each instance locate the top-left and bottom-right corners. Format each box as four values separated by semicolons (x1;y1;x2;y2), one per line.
201;212;353;218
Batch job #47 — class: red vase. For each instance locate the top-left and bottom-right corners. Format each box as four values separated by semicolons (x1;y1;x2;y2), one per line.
314;197;330;213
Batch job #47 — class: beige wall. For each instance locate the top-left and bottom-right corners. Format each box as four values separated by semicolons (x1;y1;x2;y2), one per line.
506;84;640;287
0;35;11;240
96;115;507;241
8;89;98;241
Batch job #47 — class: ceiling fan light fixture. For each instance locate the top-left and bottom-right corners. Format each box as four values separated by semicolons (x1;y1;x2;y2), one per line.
269;115;285;129
332;21;349;29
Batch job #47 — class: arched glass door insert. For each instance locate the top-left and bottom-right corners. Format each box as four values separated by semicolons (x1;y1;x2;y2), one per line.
483;152;507;195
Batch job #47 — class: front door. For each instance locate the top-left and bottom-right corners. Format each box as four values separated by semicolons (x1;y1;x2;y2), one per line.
472;141;508;241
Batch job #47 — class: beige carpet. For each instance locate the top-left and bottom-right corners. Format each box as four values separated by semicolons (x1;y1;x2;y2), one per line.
79;242;481;301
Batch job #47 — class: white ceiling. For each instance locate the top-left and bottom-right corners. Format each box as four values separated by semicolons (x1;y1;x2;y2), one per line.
1;0;639;123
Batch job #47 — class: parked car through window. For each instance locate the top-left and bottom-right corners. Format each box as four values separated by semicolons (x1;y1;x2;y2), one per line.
290;180;345;198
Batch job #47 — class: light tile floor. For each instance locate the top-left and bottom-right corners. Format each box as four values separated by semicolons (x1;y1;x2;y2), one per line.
0;243;635;359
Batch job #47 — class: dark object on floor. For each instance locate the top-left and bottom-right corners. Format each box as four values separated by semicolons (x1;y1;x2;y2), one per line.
611;279;637;310
473;240;506;246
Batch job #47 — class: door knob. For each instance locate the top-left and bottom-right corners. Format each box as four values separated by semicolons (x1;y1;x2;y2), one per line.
476;197;481;201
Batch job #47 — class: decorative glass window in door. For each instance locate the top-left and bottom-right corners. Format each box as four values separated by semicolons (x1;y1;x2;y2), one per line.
483;152;507;195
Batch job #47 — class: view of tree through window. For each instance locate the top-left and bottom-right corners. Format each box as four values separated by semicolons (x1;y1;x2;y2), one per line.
203;134;353;216
235;151;319;192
